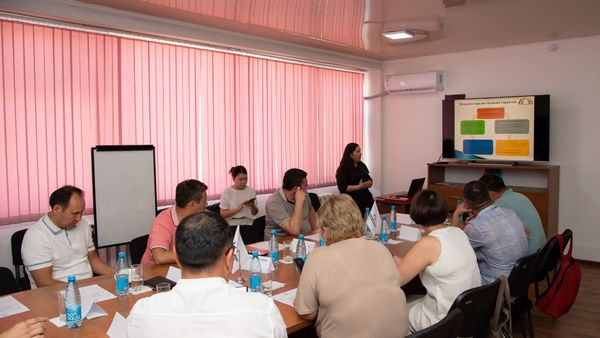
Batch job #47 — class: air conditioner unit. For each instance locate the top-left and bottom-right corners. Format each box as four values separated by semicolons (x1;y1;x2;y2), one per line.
385;71;444;94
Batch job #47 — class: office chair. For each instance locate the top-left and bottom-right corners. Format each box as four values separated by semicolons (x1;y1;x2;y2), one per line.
207;203;221;214
0;267;20;296
509;251;542;338
449;278;501;337
407;309;463;338
11;229;30;291
129;234;150;265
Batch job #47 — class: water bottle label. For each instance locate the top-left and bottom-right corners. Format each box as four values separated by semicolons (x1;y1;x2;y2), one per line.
116;274;129;292
270;251;279;262
390;221;397;230
66;304;82;323
250;275;262;291
380;233;388;242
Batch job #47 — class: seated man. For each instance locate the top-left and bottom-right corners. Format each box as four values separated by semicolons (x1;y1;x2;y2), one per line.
453;180;528;284
264;168;317;240
141;179;207;265
127;212;287;338
21;186;115;288
480;173;547;254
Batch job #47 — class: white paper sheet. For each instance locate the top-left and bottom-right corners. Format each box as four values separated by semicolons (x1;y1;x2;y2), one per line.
107;312;128;338
79;285;114;320
0;296;29;318
398;225;422;241
304;233;321;241
367;202;382;234
232;226;252;274
248;241;284;252
272;288;297;307
396;213;415;225
265;281;285;292
388;239;403;245
128;285;153;295
49;316;66;327
166;266;182;282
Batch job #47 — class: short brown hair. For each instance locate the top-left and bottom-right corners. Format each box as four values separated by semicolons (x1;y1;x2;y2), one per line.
409;190;449;227
317;194;362;244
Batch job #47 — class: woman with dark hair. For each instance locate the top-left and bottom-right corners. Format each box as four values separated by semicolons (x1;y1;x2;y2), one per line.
394;190;480;333
335;143;373;215
219;165;258;226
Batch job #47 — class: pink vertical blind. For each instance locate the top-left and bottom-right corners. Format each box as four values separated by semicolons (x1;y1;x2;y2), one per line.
0;19;363;225
139;0;365;48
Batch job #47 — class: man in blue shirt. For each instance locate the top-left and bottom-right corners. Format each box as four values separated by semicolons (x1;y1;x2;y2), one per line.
480;174;546;254
453;181;528;284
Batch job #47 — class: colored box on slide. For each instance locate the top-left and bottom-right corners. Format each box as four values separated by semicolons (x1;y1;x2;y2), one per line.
463;139;493;155
460;120;485;135
495;119;530;134
496;140;529;156
477;107;505;119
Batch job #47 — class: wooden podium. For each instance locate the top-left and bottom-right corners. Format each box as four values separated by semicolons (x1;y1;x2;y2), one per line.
427;162;559;237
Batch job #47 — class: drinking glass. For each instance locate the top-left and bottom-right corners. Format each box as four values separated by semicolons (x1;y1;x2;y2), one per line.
156;282;171;293
57;290;66;322
130;264;144;291
282;240;293;264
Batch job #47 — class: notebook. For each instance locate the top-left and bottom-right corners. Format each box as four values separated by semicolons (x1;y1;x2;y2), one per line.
395;178;426;198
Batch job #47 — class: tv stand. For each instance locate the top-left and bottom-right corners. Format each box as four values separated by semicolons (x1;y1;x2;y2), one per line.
427;162;559;237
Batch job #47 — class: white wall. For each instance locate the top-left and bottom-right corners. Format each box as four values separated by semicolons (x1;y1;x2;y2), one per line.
382;35;600;261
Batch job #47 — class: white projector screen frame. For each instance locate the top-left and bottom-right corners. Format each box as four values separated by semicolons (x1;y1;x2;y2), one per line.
92;145;157;248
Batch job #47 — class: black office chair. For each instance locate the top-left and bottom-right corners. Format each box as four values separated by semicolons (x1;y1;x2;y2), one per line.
449;279;501;338
0;267;20;296
11;229;30;291
207;203;221;213
508;251;542;338
535;229;572;298
407;309;463;338
239;216;266;244
308;192;321;211
129;234;150;265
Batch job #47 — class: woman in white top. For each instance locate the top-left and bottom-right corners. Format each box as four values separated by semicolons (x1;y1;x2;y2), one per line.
394;190;481;333
219;166;258;226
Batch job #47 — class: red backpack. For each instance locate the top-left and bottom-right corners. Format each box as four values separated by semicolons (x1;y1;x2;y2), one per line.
535;232;582;318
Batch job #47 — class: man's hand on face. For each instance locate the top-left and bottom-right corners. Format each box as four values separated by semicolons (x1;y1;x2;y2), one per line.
294;188;307;205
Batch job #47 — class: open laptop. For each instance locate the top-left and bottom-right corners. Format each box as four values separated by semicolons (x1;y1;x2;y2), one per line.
395;177;426;198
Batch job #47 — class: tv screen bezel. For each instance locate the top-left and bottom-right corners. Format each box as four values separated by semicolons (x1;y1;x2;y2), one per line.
442;94;550;162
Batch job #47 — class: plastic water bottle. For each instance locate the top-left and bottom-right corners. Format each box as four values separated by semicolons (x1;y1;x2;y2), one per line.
296;234;307;261
319;232;326;247
269;230;279;267
380;215;389;244
116;251;129;296
363;207;374;240
390;206;398;233
456;199;465;223
249;251;262;292
65;275;82;329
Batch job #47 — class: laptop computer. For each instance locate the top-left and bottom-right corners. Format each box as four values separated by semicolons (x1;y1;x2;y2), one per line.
395;177;426;198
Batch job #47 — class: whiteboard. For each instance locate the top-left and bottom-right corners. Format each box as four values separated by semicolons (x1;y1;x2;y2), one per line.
92;145;157;247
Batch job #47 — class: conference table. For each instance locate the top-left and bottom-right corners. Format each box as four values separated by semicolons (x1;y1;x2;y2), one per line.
0;235;417;337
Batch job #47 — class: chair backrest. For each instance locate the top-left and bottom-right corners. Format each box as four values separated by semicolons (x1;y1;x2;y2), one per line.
129;234;150;265
207;203;221;214
407;309;463;338
536;229;572;282
449;279;501;337
308;192;321;211
0;267;20;296
11;229;30;290
508;251;542;299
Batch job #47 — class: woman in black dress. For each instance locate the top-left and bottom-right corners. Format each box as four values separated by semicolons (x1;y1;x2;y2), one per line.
335;143;374;216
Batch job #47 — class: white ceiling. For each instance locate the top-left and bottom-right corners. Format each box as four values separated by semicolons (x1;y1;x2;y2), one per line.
72;0;600;61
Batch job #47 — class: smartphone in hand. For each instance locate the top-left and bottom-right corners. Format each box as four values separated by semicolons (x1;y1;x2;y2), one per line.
245;198;256;206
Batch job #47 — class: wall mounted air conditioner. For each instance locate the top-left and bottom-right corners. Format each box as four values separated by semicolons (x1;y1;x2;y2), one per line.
385;71;444;94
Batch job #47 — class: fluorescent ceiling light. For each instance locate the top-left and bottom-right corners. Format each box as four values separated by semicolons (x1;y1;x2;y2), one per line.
383;30;414;40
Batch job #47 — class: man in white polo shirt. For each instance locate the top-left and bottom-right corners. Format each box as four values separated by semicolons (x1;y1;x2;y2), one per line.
127;211;287;338
21;185;115;288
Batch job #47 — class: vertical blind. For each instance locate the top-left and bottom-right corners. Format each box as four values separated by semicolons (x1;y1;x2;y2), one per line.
0;19;363;225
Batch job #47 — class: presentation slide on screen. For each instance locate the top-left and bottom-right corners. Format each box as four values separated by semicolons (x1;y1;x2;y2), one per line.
454;96;535;161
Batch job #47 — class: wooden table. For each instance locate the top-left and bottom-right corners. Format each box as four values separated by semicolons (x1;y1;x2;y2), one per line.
375;193;412;214
0;236;416;337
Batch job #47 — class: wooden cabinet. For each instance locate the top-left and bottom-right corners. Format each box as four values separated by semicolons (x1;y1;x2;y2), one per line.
427;162;559;237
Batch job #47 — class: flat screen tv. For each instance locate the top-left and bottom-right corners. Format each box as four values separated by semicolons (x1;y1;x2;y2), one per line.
442;94;549;162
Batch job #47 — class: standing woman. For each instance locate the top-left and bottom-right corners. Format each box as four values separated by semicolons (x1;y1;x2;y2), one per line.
220;166;258;227
335;143;374;215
